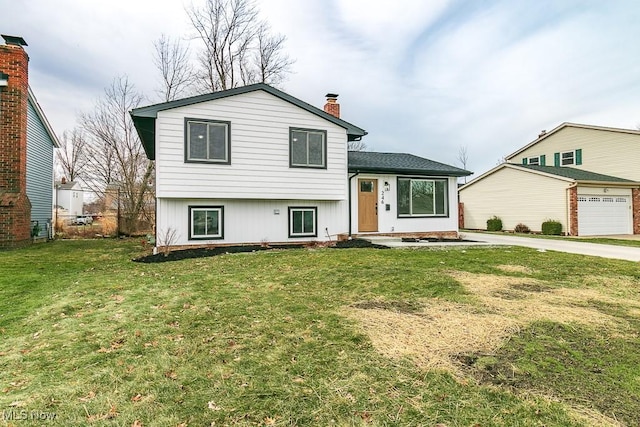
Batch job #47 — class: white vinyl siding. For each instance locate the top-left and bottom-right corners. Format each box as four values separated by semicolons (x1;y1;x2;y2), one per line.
459;167;570;233
350;175;460;234
155;91;348;200
508;126;640;181
157;198;346;246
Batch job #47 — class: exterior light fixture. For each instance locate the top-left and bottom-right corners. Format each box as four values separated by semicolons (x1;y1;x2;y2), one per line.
384;181;390;191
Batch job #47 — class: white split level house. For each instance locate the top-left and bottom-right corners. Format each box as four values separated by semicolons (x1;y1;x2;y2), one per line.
131;84;471;249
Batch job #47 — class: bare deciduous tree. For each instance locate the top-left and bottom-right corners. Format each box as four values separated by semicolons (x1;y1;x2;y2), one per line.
255;22;294;87
186;0;292;93
348;139;367;152
457;145;469;183
56;128;87;182
153;34;195;102
80;76;155;233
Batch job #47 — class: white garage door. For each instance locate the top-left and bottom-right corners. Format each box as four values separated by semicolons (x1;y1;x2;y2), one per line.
578;195;632;236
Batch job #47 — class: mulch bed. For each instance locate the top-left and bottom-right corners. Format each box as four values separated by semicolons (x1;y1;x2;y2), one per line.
133;238;387;263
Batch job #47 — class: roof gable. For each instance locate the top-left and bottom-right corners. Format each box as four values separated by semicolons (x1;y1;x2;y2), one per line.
348;151;471;177
505;122;640;160
515;164;635;183
131;83;367;160
460;162;636;192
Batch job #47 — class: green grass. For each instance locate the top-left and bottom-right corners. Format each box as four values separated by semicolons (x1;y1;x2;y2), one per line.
1;240;639;426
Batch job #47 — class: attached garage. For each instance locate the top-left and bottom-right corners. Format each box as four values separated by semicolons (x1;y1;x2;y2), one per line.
577;193;632;236
459;163;640;236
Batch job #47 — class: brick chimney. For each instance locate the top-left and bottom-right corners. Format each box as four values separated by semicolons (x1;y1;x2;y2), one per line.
323;93;340;118
0;35;32;248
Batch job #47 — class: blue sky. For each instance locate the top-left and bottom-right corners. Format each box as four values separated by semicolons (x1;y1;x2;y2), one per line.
2;0;639;176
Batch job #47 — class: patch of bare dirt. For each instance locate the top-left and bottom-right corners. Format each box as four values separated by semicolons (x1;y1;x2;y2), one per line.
344;271;638;376
495;264;536;275
344;271;640;426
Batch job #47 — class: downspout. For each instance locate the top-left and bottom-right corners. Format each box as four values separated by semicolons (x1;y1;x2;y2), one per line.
348;171;360;237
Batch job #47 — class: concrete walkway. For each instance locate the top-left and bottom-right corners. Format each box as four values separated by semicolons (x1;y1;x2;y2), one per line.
461;232;640;262
365;233;640;262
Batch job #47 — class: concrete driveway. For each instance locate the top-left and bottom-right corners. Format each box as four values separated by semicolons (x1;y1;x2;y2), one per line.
462;232;640;262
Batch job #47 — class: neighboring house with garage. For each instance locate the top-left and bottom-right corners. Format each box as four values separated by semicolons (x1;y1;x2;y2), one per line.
131;83;470;249
1;35;60;247
459;123;640;236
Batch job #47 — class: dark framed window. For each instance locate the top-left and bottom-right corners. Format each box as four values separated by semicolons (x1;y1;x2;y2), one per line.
185;118;230;164
289;128;326;168
189;206;224;240
288;207;317;237
397;178;448;217
528;156;540;165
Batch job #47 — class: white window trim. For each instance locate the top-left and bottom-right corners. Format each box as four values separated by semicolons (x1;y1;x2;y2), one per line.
185;119;231;164
561;150;575;166
528;156;540;165
288;207;317;237
189;206;224;240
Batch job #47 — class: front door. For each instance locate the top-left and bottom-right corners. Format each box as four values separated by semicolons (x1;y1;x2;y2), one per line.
358;179;378;232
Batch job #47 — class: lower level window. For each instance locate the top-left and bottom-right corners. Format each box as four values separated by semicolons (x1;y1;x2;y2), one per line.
189;206;223;239
289;207;317;237
397;178;448;217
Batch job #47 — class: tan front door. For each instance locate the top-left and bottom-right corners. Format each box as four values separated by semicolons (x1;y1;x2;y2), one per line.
358;179;378;232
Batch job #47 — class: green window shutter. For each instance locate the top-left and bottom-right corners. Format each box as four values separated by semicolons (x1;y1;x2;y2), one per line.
554;152;560;167
522;158;528;165
575;149;582;165
540;154;546;166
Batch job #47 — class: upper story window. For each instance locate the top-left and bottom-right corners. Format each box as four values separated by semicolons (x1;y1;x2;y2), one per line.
554;149;582;167
397;178;448;217
185;118;230;164
522;155;546;166
561;151;574;165
290;128;326;168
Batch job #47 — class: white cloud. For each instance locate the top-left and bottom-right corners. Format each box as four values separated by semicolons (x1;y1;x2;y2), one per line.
2;0;639;175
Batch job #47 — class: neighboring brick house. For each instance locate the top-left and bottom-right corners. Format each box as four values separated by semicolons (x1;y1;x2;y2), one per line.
459;123;640;236
0;35;60;247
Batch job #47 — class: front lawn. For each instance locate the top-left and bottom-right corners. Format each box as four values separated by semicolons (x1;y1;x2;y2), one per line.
1;240;639;426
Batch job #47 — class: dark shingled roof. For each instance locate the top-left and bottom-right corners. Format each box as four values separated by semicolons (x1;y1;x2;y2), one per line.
514;164;634;182
131;83;367;160
348;151;471;177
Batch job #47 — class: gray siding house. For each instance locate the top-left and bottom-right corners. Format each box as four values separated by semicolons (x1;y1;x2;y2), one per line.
26;87;60;238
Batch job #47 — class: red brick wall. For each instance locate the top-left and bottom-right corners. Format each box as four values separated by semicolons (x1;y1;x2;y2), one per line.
0;43;31;247
323;101;340;118
633;188;640;235
568;186;578;236
458;202;464;228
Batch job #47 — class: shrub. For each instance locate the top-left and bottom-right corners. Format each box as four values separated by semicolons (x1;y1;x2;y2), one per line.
514;223;530;233
541;220;563;235
486;216;503;232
